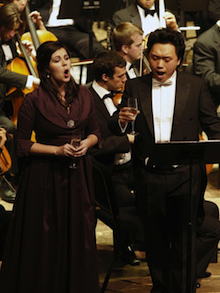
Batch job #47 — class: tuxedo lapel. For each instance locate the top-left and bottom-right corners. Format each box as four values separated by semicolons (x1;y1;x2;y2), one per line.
213;24;220;45
138;75;154;136
138;72;191;139
129;4;142;27
89;87;111;120
171;72;191;137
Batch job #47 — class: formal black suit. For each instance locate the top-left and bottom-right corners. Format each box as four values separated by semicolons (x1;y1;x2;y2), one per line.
112;2;159;28
193;24;220;106
0;39;27;113
89;86;130;170
110;70;220;292
89;85;145;250
0;38;28;174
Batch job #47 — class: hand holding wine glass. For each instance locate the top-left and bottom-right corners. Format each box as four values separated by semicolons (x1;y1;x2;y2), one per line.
127;97;139;136
69;129;81;169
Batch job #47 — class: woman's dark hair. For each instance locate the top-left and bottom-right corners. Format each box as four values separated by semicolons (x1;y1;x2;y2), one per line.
92;51;126;82
36;41;79;104
146;28;186;65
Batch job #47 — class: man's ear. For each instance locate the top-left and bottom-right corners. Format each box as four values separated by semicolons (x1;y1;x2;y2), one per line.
121;44;128;55
102;73;109;82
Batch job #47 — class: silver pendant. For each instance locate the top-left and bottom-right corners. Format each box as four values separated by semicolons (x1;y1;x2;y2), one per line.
67;120;75;128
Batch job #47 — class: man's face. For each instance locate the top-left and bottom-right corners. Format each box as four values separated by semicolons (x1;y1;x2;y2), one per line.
0;22;20;42
13;0;28;12
149;43;180;82
137;0;155;9
105;66;127;92
126;33;143;62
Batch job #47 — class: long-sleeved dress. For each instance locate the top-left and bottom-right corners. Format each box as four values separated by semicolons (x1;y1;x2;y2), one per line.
0;85;101;293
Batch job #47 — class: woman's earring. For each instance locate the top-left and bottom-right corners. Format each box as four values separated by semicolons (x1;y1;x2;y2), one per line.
47;74;50;79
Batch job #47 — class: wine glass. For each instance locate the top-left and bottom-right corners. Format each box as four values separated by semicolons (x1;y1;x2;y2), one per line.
127;97;139;136
69;129;81;169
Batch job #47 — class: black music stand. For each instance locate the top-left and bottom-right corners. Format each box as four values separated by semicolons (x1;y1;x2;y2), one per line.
148;139;220;293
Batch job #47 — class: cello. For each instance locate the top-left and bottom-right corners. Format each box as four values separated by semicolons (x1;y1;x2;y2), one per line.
8;3;57;127
0;127;11;175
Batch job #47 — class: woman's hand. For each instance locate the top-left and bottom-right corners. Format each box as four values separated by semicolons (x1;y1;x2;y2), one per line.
55;141;88;158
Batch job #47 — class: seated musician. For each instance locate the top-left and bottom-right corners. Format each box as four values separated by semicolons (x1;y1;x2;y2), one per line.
112;0;179;38
112;22;146;81
3;0;46;33
0;3;40;202
89;51;146;265
28;0;106;60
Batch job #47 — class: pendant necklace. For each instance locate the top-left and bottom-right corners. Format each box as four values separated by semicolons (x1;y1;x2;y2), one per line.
58;92;75;128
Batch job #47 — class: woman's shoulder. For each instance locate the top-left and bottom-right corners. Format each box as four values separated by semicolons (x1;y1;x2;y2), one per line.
78;85;93;100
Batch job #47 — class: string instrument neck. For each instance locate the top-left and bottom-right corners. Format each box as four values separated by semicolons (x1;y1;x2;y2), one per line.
14;33;37;77
25;4;41;50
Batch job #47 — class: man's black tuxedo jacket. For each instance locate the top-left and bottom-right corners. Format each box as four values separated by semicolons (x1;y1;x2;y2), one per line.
111;71;220;164
89;86;130;170
112;2;159;28
0;39;27;112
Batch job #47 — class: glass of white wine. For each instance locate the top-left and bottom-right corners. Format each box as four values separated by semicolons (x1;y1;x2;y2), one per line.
69;129;81;169
127;97;139;136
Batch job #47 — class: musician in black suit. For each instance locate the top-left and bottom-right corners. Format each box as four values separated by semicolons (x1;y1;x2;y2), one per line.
112;0;178;39
109;28;220;292
0;3;40;202
29;0;106;59
89;51;145;265
193;20;220;107
112;22;146;80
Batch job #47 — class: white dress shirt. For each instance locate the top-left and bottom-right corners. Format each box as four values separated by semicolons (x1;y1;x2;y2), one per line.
152;71;177;143
126;61;137;79
92;80;117;116
47;0;74;27
92;81;131;165
137;5;160;38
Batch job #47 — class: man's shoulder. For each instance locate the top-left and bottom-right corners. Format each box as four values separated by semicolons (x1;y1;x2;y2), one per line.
178;70;204;86
113;4;138;18
196;24;217;44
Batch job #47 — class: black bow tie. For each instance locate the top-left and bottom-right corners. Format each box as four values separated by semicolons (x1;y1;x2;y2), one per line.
129;64;134;70
102;92;115;100
144;9;156;17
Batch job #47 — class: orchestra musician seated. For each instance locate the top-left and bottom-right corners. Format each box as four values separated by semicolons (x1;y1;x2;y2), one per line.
112;0;179;39
0;3;40;202
112;22;147;81
89;51;146;265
